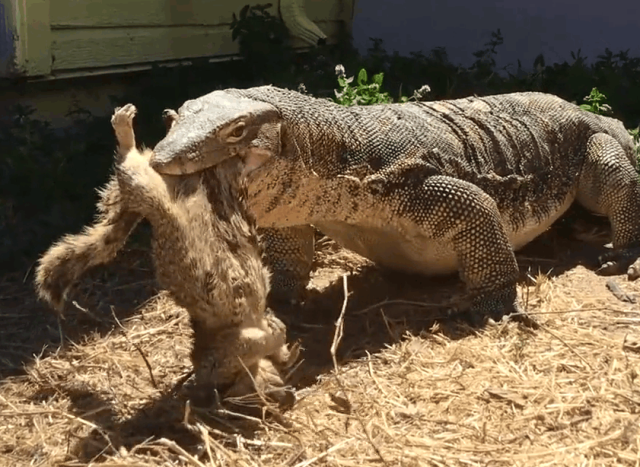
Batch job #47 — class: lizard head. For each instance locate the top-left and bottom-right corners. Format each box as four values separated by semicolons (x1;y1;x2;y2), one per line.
150;90;282;177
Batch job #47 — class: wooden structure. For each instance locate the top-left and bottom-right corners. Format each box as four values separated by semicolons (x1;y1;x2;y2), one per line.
0;0;356;80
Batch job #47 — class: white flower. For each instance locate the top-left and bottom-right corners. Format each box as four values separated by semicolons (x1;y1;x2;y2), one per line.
335;64;346;78
415;85;431;97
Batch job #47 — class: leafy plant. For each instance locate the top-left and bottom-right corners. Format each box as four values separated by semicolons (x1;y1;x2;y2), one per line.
579;87;613;116
579;87;640;168
333;65;392;106
470;28;504;78
230;3;289;45
628;127;640;160
0;103;115;268
230;4;293;82
398;85;432;103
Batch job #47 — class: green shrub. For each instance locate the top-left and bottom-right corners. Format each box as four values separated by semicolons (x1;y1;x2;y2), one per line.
333;66;392;106
579;87;640;163
332;64;432;106
579;87;613;116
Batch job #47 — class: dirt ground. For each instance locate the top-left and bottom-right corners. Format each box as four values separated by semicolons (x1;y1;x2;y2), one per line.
0;208;639;466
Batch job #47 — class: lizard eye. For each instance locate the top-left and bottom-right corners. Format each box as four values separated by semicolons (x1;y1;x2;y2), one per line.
228;123;246;141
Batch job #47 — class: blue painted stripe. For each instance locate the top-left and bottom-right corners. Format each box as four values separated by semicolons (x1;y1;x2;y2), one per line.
0;2;14;66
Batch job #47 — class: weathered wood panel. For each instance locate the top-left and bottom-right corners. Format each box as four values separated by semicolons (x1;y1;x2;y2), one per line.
1;0;355;78
50;0;352;28
0;1;14;75
50;0;242;28
8;0;52;76
50;25;235;70
50;20;343;71
304;0;353;22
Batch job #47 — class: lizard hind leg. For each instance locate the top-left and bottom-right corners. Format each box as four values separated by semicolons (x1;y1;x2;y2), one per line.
576;133;640;280
403;176;538;327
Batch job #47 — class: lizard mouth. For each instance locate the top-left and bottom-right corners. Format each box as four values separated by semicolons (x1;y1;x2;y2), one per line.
151;134;235;175
149;151;201;175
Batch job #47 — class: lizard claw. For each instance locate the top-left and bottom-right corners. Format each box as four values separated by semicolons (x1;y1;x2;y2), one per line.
597;247;640;281
470;286;540;329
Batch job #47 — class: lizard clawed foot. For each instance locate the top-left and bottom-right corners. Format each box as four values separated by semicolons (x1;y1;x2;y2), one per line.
470;286;540;329
267;269;309;310
597;247;640;280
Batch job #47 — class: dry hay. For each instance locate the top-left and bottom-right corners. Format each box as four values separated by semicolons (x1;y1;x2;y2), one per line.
1;226;639;466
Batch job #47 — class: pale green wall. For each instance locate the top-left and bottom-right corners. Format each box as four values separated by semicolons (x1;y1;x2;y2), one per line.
0;0;355;79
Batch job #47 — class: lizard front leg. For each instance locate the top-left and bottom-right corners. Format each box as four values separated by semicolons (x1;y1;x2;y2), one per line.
259;225;315;305
379;175;528;325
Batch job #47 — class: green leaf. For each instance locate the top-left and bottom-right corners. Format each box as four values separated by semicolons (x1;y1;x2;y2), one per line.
372;72;384;86
533;53;545;69
239;4;250;20
357;68;368;86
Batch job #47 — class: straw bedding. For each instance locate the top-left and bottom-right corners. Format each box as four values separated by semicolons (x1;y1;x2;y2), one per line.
1;216;638;466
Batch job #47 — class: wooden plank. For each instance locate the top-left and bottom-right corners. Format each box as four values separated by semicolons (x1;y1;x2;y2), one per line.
13;0;52;76
51;20;345;72
304;0;352;22
4;0;354;77
49;0;352;30
0;1;14;76
289;20;343;47
50;0;264;28
50;25;238;71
